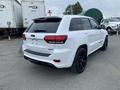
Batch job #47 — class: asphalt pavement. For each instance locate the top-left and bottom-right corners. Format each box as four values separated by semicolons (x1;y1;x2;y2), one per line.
0;36;120;90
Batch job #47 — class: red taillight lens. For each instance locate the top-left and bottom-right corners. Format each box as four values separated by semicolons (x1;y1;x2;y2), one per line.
22;34;26;40
44;35;68;44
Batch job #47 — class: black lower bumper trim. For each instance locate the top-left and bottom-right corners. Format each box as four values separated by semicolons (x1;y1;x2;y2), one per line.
24;56;56;68
24;49;51;57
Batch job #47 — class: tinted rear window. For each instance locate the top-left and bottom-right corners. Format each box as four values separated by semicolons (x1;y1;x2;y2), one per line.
27;18;61;33
69;18;83;31
81;18;91;30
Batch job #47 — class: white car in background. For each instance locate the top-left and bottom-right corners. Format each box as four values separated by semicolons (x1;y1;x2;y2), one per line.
101;18;120;34
22;15;108;73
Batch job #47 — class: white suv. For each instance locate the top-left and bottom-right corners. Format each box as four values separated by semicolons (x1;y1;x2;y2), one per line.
22;15;108;73
101;18;120;34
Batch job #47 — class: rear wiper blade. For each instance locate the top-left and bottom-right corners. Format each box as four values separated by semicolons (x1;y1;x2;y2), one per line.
34;30;46;32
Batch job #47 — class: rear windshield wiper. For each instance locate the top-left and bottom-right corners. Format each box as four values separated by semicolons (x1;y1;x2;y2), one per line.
34;30;46;33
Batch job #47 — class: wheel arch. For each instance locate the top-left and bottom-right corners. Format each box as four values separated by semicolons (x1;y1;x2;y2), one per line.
77;44;88;55
71;44;88;73
106;26;112;30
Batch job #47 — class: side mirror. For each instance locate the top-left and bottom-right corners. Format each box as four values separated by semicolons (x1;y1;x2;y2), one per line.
95;25;102;29
100;25;105;29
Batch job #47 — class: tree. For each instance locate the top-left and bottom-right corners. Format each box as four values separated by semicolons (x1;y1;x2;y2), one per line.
73;2;83;14
63;5;71;15
63;1;83;15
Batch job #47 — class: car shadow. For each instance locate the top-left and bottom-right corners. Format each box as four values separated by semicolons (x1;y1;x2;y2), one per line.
23;62;80;81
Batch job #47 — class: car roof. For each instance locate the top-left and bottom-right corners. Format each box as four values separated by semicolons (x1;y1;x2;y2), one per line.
63;15;92;19
34;15;92;21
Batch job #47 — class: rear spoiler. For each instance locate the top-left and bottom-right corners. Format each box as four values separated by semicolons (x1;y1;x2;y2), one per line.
33;17;62;23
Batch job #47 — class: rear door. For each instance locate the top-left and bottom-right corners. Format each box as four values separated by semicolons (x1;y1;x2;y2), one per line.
89;19;105;50
80;18;97;53
24;17;62;55
68;18;95;54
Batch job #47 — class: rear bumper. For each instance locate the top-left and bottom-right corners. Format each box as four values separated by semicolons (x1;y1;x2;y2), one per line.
23;48;74;68
24;56;56;68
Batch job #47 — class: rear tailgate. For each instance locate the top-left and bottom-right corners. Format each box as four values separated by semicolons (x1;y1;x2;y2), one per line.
23;17;62;55
25;33;58;54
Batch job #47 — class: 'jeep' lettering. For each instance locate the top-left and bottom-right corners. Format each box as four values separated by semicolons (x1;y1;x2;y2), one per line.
29;6;38;9
0;4;5;8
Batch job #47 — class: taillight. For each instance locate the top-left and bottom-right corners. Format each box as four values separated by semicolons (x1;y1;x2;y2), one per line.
22;34;26;40
44;35;68;44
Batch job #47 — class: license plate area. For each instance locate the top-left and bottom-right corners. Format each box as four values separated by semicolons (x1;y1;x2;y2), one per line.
31;38;39;45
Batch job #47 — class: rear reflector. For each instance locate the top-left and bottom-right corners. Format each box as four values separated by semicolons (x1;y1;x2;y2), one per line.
44;35;68;44
22;34;26;40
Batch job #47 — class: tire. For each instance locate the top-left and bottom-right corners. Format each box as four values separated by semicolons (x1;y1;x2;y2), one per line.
71;48;87;74
100;37;108;51
106;27;112;35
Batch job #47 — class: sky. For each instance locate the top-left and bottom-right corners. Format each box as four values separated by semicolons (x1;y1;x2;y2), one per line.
18;0;120;18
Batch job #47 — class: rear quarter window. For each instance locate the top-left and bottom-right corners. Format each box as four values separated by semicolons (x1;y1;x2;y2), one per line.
69;18;83;31
69;18;92;31
81;18;91;30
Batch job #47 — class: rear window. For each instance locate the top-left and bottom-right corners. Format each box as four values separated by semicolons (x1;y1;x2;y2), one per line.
27;18;61;33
